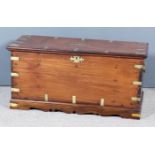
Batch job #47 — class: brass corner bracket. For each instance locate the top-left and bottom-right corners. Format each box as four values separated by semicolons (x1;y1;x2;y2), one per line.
131;97;141;102
11;72;19;77
134;64;145;71
11;56;19;61
11;88;20;93
10;103;18;108
133;81;142;86
131;113;141;118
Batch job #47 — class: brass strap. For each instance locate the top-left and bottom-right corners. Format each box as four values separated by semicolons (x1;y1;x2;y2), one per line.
44;94;49;102
100;98;105;106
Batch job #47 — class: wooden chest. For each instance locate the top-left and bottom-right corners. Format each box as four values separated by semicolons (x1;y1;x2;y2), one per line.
7;35;148;119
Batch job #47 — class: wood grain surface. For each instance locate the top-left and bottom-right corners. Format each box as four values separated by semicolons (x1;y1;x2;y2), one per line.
10;99;141;119
8;36;148;119
7;35;148;58
11;51;144;109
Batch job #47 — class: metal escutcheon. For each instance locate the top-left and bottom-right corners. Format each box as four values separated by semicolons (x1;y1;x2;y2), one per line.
70;56;84;63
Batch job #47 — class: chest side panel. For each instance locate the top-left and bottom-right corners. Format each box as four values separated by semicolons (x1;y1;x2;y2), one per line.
11;51;144;108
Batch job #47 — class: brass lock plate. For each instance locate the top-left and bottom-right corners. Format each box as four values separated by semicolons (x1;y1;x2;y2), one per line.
70;56;84;63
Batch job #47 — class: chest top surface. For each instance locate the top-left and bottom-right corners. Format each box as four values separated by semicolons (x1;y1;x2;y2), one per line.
7;35;148;58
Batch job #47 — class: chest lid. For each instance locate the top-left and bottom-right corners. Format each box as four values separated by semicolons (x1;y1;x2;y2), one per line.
7;35;148;58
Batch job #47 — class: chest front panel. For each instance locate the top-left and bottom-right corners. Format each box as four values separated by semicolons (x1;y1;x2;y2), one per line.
11;51;144;108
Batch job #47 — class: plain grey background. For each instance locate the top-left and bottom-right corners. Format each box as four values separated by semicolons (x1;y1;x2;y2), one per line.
0;27;154;87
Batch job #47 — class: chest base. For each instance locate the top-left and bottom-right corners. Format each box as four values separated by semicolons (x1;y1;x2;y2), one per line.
10;99;142;119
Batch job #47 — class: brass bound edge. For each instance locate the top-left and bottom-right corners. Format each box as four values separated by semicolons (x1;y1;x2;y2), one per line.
11;88;20;93
134;64;145;70
11;72;19;77
131;97;141;102
10;103;18;108
11;56;19;61
133;81;142;86
131;113;141;118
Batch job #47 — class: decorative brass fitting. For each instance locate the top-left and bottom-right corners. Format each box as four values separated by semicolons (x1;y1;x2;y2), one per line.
70;56;84;63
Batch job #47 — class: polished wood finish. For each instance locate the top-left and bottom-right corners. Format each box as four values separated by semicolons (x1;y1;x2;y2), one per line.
7;35;148;58
11;51;143;108
10;99;141;119
8;35;148;119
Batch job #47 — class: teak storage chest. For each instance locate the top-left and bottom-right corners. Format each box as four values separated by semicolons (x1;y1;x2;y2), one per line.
7;35;148;119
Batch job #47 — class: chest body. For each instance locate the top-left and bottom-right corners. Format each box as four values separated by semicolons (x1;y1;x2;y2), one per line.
8;35;148;119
